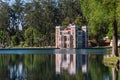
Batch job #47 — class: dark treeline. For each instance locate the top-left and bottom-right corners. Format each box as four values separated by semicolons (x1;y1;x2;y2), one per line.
0;0;85;47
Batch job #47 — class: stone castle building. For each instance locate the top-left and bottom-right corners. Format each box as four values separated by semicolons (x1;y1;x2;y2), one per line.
55;23;88;48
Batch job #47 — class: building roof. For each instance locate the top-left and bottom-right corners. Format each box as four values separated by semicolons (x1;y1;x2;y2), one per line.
64;27;71;30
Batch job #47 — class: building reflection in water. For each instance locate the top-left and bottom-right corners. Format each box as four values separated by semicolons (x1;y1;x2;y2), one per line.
8;62;27;80
55;49;88;75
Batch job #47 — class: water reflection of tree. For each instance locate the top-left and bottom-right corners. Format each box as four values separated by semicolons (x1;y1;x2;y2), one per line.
89;54;111;80
0;55;11;79
0;54;114;80
0;54;83;80
24;54;56;80
110;68;120;80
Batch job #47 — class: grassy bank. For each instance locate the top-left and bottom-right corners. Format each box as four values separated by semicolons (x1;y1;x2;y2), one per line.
103;57;120;67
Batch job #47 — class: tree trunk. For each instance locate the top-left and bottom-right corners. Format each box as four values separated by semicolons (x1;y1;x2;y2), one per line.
112;18;118;56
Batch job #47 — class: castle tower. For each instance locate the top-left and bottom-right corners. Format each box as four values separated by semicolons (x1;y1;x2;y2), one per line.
55;24;88;49
82;26;88;48
70;24;78;48
56;26;62;48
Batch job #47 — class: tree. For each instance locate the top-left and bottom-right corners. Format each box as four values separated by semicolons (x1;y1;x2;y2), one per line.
75;15;84;28
81;0;109;42
33;29;42;47
80;0;120;56
0;1;11;46
0;0;25;46
24;27;44;47
58;0;82;22
24;27;33;46
107;23;113;39
102;0;120;56
0;30;4;45
62;17;70;28
0;0;85;47
12;35;20;46
10;0;25;32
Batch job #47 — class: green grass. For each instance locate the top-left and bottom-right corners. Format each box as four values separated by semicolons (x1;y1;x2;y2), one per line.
103;57;120;63
103;57;120;67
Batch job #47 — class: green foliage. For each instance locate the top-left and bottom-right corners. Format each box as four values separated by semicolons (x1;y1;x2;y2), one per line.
0;2;11;45
81;0;109;41
10;0;24;32
0;54;115;80
12;35;20;46
0;0;120;48
0;30;4;44
0;2;10;29
103;57;120;64
24;27;33;46
107;23;113;39
119;70;120;80
80;0;120;50
19;41;24;47
62;17;70;28
89;55;110;80
24;54;33;69
0;0;84;47
33;29;41;46
24;27;43;47
75;15;84;28
11;55;21;64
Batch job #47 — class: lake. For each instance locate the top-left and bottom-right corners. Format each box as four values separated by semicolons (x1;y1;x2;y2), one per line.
0;48;119;80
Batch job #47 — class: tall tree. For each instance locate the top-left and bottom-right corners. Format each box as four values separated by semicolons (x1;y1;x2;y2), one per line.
0;1;11;45
58;0;82;21
81;0;119;56
62;17;70;28
10;0;25;33
100;0;119;56
81;0;108;41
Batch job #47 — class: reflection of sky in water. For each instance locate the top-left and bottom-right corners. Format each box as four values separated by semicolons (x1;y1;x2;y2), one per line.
9;62;27;80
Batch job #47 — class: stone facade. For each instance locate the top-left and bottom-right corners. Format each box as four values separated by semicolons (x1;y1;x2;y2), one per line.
55;23;88;48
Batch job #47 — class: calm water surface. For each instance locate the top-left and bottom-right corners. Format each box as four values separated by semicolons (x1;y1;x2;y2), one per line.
0;48;119;80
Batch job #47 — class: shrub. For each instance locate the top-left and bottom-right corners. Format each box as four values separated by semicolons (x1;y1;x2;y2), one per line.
12;35;20;46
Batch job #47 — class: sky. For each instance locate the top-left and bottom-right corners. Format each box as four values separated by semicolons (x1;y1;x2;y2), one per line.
2;0;58;4
2;0;32;5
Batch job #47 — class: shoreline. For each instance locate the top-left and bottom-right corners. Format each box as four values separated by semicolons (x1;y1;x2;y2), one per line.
0;45;113;49
2;44;120;49
103;56;120;67
2;43;120;49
